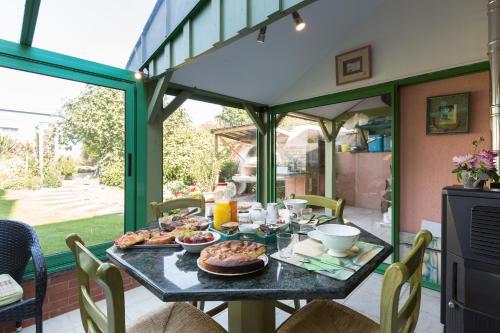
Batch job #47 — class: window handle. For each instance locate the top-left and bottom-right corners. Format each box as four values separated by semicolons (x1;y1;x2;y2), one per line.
127;153;132;177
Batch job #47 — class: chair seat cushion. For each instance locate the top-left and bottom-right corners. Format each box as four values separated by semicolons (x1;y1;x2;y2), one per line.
127;302;226;333
277;300;380;333
0;274;23;307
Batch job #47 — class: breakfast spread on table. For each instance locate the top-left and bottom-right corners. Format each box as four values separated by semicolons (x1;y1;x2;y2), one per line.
199;240;267;274
115;228;176;249
159;215;209;232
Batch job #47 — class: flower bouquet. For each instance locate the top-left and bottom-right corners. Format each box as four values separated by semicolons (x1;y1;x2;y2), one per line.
452;137;499;189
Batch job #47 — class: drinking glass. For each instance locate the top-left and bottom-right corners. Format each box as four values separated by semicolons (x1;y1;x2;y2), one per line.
277;233;293;258
301;207;313;221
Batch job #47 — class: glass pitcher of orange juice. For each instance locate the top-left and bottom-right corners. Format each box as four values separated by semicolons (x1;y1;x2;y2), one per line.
213;182;230;231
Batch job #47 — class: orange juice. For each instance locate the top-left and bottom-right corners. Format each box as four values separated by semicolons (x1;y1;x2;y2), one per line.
213;201;230;230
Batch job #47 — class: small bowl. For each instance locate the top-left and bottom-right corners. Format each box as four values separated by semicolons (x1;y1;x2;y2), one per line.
176;232;221;253
259;223;290;235
221;222;239;234
316;224;360;257
239;223;259;234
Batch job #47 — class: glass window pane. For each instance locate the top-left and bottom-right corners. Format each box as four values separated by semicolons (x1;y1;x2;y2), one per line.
0;66;125;255
276;116;325;208
33;0;156;68
0;0;24;42
159;103;256;222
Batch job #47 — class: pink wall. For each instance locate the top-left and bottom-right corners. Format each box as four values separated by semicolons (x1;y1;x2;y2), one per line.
400;71;491;233
336;152;392;209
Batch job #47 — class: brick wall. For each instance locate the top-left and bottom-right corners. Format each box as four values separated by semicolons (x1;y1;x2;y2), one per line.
0;268;140;333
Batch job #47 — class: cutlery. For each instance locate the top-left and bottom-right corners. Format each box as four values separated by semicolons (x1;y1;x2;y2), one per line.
296;253;356;273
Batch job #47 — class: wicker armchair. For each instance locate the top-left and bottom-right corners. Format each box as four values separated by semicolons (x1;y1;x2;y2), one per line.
0;220;47;333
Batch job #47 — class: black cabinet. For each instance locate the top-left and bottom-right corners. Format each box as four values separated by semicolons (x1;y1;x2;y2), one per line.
442;187;500;333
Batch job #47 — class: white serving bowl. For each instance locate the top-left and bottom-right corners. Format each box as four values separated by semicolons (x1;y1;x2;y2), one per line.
316;224;360;257
176;232;221;253
283;199;308;215
238;223;259;234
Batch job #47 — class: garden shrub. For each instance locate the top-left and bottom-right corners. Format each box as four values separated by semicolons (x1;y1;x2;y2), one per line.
100;158;124;188
219;159;239;182
56;157;77;177
43;164;62;188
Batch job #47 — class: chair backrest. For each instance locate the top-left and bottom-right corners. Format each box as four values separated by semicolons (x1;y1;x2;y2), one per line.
66;234;125;333
290;194;346;223
379;229;433;333
150;195;206;222
0;220;37;282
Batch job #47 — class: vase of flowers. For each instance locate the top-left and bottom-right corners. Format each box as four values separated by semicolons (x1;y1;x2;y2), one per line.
452;137;499;190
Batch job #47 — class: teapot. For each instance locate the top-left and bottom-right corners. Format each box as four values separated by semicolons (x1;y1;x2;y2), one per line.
249;203;267;225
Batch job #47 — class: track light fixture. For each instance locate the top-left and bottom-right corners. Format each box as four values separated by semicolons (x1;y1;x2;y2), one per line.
292;11;306;31
257;26;267;43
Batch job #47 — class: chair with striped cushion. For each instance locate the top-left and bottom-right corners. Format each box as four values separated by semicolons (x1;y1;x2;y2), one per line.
278;230;432;333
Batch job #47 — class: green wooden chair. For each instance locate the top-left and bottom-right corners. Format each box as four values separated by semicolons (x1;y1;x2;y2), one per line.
150;195;206;222
278;230;433;333
65;234;226;333
290;194;346;223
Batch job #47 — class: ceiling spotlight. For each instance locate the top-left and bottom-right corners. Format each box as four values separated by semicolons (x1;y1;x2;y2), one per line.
134;71;143;80
257;26;267;43
292;11;306;31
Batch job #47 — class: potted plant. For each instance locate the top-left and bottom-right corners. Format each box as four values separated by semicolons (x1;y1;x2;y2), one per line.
452;137;499;189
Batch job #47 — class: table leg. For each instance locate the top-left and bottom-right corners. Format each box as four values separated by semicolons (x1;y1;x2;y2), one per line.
228;300;276;333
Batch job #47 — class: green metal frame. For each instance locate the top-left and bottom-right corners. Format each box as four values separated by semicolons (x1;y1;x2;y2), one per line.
20;0;41;46
0;39;145;276
268;61;490;290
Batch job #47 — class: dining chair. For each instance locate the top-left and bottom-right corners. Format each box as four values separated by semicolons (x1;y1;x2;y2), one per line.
277;229;433;333
0;220;47;333
65;233;226;333
149;195;206;222
149;195;223;315
289;194;345;223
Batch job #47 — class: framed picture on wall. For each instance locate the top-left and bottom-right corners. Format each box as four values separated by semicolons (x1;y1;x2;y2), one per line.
335;45;372;85
426;93;470;135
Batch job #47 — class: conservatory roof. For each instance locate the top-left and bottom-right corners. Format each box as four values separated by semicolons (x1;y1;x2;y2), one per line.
132;0;486;112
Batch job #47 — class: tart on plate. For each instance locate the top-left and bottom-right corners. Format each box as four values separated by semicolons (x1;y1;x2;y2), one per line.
199;240;267;274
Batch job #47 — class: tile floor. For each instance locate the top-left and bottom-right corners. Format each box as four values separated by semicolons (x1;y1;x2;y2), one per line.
23;273;443;333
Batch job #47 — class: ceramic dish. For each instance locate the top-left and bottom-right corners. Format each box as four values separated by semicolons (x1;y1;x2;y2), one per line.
196;254;269;276
176;232;221;253
307;230;322;242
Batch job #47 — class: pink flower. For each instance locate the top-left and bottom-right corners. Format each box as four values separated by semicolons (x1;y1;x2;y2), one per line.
453;154;474;168
474;150;498;171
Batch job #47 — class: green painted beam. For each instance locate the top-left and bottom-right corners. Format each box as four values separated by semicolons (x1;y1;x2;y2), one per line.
20;0;41;46
317;119;332;142
244;103;266;135
147;71;173;124
161;90;192;122
0;39;136;83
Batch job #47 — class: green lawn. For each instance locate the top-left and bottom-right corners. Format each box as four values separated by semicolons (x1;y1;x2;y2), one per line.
34;214;124;255
0;190;123;255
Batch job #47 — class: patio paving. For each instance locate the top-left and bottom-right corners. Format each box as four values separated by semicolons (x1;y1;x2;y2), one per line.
22;272;443;333
1;176;123;225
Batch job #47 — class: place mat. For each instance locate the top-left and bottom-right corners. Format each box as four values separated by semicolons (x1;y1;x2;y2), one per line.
271;238;384;280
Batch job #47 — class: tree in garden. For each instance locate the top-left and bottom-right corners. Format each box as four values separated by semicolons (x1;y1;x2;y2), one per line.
163;108;219;193
215;107;251;127
60;85;125;187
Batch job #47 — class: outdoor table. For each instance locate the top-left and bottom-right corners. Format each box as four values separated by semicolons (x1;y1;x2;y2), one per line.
107;222;392;333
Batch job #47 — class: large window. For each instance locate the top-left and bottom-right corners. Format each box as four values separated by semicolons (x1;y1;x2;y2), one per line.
275;116;325;204
162;103;257;204
0;67;126;255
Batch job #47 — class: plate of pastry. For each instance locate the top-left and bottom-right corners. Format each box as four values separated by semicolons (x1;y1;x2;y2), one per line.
197;240;268;276
114;228;180;249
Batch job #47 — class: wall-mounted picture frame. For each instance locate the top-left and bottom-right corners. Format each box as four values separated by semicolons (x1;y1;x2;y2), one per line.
426;92;470;135
335;45;372;85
